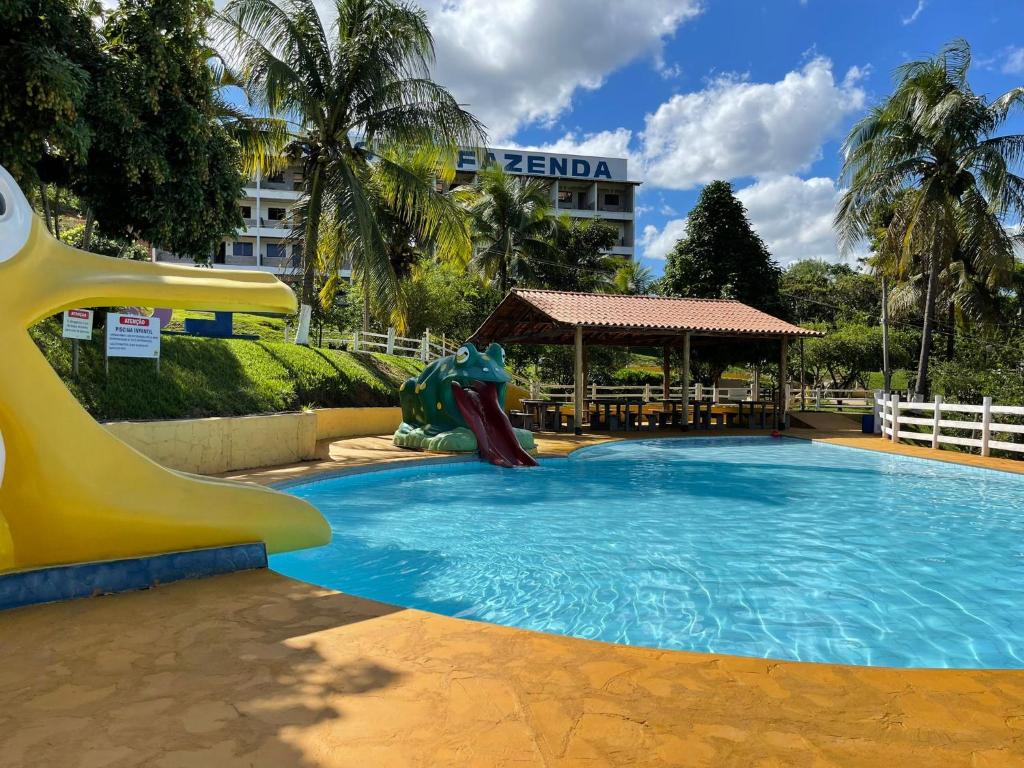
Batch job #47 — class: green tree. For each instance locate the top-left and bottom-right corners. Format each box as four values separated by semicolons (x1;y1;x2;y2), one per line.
802;322;916;389
836;39;1024;397
0;0;100;190
521;218;621;292
456;164;557;293
781;260;880;326
343;145;473;332
398;258;502;340
215;0;483;344
76;0;243;259
659;180;783;314
612;259;654;295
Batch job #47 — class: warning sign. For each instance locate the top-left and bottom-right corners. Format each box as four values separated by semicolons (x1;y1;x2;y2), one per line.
106;313;160;359
62;309;93;341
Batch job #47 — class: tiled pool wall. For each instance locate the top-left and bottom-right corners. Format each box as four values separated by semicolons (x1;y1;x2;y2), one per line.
0;542;267;612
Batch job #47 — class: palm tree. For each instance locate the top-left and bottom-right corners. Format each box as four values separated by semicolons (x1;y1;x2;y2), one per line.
836;39;1024;397
214;0;484;344
455;164;558;293
319;144;472;331
612;260;653;295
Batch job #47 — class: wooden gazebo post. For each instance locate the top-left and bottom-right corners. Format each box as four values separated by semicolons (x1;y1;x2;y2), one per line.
681;332;691;430
777;336;789;429
662;346;671;400
574;324;584;435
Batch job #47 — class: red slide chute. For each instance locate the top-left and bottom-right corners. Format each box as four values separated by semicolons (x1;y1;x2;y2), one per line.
451;381;538;468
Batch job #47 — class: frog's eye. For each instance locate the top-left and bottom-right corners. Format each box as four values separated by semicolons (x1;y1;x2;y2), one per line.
0;165;32;264
455;345;470;364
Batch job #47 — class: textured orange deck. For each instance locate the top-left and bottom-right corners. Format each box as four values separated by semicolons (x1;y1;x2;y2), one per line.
3;427;1024;767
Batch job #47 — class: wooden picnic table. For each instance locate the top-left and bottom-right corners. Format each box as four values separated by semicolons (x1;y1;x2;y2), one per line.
587;397;644;432
520;399;565;432
735;399;773;429
657;398;715;429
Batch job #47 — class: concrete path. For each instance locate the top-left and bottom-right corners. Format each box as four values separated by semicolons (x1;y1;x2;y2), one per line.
4;429;1024;766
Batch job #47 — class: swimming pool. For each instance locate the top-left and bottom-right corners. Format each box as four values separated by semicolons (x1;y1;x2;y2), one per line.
271;437;1024;668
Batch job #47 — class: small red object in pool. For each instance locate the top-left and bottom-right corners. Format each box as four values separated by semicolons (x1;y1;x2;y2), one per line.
771;430;781;438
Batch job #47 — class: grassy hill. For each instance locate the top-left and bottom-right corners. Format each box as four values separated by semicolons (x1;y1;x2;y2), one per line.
32;313;422;421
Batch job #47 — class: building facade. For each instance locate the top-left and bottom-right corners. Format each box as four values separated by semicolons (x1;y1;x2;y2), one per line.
448;147;638;259
154;148;637;273
153;165;313;276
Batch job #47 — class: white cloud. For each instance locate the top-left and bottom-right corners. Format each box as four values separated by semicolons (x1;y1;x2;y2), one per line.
735;175;843;265
659;203;678;216
422;0;702;141
901;0;926;25
506;128;642;177
1003;47;1024;74
640;57;866;189
638;217;688;261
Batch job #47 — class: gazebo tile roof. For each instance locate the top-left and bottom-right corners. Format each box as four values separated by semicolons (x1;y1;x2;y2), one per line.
506;289;820;337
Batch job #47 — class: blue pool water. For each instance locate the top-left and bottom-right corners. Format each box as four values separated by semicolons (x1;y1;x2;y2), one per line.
271;437;1024;668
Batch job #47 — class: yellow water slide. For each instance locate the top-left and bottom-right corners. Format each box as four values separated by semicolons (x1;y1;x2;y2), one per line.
0;165;329;573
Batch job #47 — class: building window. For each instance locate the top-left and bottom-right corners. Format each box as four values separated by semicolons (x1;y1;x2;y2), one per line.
234;242;253;258
268;207;287;221
266;171;285;184
558;190;573;203
603;193;620;207
240;205;252;219
266;243;284;260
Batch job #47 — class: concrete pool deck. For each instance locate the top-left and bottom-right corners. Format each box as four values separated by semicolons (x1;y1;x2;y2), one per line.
4;425;1024;766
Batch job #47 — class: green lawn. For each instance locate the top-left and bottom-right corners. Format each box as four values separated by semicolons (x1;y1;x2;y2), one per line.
32;316;422;421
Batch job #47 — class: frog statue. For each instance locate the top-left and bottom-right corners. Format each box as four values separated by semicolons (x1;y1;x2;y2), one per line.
394;342;537;467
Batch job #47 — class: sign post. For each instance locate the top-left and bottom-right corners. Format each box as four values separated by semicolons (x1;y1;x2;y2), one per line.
105;312;161;375
62;309;94;377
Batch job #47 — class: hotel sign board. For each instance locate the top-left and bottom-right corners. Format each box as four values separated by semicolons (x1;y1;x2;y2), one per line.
62;309;94;341
106;313;160;359
456;147;628;182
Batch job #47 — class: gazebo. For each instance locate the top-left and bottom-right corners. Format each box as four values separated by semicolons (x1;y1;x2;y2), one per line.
469;289;823;433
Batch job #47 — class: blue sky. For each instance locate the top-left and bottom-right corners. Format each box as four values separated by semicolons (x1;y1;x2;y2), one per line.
417;0;1024;275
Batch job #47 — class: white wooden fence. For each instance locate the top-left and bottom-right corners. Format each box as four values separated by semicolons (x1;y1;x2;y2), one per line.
795;388;874;412
876;392;1024;457
533;382;774;403
343;328;456;362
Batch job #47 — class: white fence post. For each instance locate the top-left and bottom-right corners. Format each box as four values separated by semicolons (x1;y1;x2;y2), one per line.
694;383;703;401
981;396;993;457
890;393;900;443
422;329;431;362
591;383;597;398
352;330;360;352
386;327;395;355
644;383;652;402
873;389;883;434
713;384;719;404
930;395;942;450
814;388;821;410
530;380;538;399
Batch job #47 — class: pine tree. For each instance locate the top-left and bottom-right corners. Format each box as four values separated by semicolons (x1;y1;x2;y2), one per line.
660;180;783;314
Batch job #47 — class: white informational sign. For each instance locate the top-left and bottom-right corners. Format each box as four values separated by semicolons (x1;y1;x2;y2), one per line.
62;309;94;341
106;313;160;359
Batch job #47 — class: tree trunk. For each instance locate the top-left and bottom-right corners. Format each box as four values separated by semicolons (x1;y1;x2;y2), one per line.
295;160;325;345
39;183;52;233
915;255;940;399
52;188;60;241
362;279;370;332
881;276;891;392
82;209;96;252
945;305;955;360
498;257;508;294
